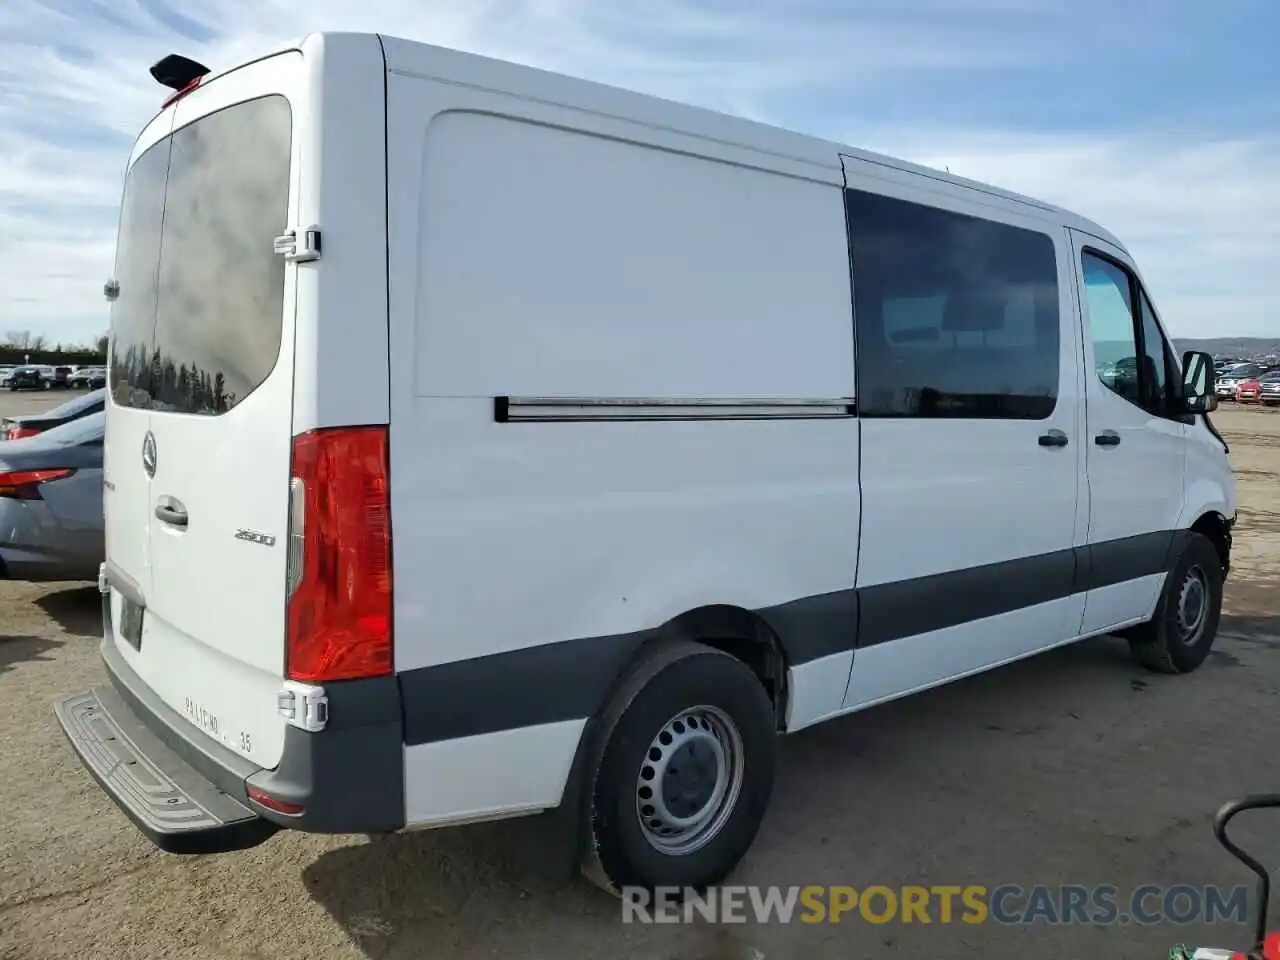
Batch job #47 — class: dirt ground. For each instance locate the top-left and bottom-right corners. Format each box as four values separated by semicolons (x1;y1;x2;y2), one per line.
1;395;1278;960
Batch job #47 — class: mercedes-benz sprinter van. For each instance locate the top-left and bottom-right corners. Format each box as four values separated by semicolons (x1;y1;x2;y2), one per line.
56;32;1235;896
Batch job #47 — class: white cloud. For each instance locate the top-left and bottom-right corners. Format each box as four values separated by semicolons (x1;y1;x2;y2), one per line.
0;0;1274;342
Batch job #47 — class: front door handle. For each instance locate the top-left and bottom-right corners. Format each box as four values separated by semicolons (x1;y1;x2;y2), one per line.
1094;430;1121;447
1038;429;1069;448
155;498;189;528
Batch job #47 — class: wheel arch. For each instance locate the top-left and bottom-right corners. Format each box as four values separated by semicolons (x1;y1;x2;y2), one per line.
596;604;791;732
1187;509;1233;575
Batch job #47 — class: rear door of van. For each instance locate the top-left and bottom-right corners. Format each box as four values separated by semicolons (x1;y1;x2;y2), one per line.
105;51;304;769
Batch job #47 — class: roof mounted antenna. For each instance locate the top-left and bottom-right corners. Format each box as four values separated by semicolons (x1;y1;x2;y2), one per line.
150;54;211;107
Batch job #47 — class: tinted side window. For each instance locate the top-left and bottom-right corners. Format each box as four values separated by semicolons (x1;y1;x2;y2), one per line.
149;95;292;415
846;190;1060;419
108;138;171;407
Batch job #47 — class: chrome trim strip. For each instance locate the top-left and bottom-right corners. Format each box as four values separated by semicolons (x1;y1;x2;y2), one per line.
495;397;857;422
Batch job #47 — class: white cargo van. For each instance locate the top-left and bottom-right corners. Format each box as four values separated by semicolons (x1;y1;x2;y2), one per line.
57;32;1235;895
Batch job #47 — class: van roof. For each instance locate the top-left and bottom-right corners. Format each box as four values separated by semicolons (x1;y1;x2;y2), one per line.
159;31;1130;255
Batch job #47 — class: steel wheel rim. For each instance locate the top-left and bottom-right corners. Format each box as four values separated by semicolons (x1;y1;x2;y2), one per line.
635;705;745;856
1176;564;1209;645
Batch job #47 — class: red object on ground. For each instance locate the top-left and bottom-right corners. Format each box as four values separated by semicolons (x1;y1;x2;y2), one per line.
1261;930;1280;959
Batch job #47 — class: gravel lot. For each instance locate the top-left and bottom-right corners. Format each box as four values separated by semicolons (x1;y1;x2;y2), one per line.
2;394;1278;960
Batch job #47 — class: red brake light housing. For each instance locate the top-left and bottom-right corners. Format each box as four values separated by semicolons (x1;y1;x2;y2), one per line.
285;426;392;683
0;468;74;499
161;75;202;108
7;425;41;440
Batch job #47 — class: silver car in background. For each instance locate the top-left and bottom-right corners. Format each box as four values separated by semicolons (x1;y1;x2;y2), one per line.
0;410;104;581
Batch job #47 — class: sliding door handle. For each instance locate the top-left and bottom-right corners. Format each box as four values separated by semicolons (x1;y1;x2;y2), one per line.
1038;429;1069;448
1094;430;1121;447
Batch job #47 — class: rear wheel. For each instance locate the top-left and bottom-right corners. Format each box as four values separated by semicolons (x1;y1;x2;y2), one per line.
1127;532;1224;674
581;641;777;896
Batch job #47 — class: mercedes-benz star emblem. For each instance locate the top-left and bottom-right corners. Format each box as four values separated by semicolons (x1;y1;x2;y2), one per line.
141;431;157;478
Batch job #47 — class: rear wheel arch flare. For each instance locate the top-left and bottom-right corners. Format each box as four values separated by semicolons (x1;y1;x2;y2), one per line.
593;605;789;730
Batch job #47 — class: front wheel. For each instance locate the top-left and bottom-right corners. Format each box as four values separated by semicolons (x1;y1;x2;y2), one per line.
582;641;777;896
1127;532;1224;674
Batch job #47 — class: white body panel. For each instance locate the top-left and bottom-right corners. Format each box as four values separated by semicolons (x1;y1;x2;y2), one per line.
384;79;860;677
845;599;1091;710
403;720;586;827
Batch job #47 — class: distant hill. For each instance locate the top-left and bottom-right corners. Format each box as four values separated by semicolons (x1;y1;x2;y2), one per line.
1175;337;1280;360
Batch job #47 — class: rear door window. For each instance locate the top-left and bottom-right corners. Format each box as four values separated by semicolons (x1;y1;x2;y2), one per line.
108;139;171;407
110;95;292;415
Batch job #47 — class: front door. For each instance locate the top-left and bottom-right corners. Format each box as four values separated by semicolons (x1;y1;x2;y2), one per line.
1070;229;1187;635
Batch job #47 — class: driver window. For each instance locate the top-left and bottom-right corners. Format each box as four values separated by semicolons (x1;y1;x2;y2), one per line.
1081;252;1141;406
1082;250;1183;419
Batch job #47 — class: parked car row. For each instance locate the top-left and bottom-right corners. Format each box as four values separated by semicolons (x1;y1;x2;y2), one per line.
0;391;105;580
0;364;107;391
1216;361;1280;404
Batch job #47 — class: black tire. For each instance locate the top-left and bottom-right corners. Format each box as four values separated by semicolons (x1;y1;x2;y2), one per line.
581;640;777;896
1127;532;1224;674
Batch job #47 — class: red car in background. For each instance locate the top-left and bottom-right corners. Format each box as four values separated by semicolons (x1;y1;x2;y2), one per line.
0;388;105;440
1237;378;1263;404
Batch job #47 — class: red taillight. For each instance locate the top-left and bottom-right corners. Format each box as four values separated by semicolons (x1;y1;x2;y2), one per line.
0;468;74;499
245;785;304;817
285;426;392;683
7;426;41;440
161;75;202;108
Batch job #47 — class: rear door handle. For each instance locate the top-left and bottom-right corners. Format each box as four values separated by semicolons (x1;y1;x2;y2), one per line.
1038;429;1069;448
1094;430;1121;447
154;498;189;528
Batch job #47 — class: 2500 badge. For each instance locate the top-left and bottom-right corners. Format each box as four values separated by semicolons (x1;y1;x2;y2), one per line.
182;697;253;754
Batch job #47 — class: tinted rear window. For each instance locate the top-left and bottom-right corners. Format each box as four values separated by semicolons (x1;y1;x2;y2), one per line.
110;95;292;415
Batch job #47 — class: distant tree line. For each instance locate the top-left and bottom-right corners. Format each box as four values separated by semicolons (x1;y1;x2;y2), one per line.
1;330;109;366
111;342;235;415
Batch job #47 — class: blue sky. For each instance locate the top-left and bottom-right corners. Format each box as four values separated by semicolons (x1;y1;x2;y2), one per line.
1;0;1277;344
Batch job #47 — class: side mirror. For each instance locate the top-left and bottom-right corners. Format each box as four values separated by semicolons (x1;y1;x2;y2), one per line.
1182;350;1218;414
1186;393;1218;414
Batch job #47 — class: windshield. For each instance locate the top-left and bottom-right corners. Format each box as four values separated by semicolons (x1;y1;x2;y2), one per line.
40;388;106;420
109;95;292;416
34;410;104;446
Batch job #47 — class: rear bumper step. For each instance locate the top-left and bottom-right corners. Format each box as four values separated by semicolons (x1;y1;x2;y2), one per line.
54;686;278;854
